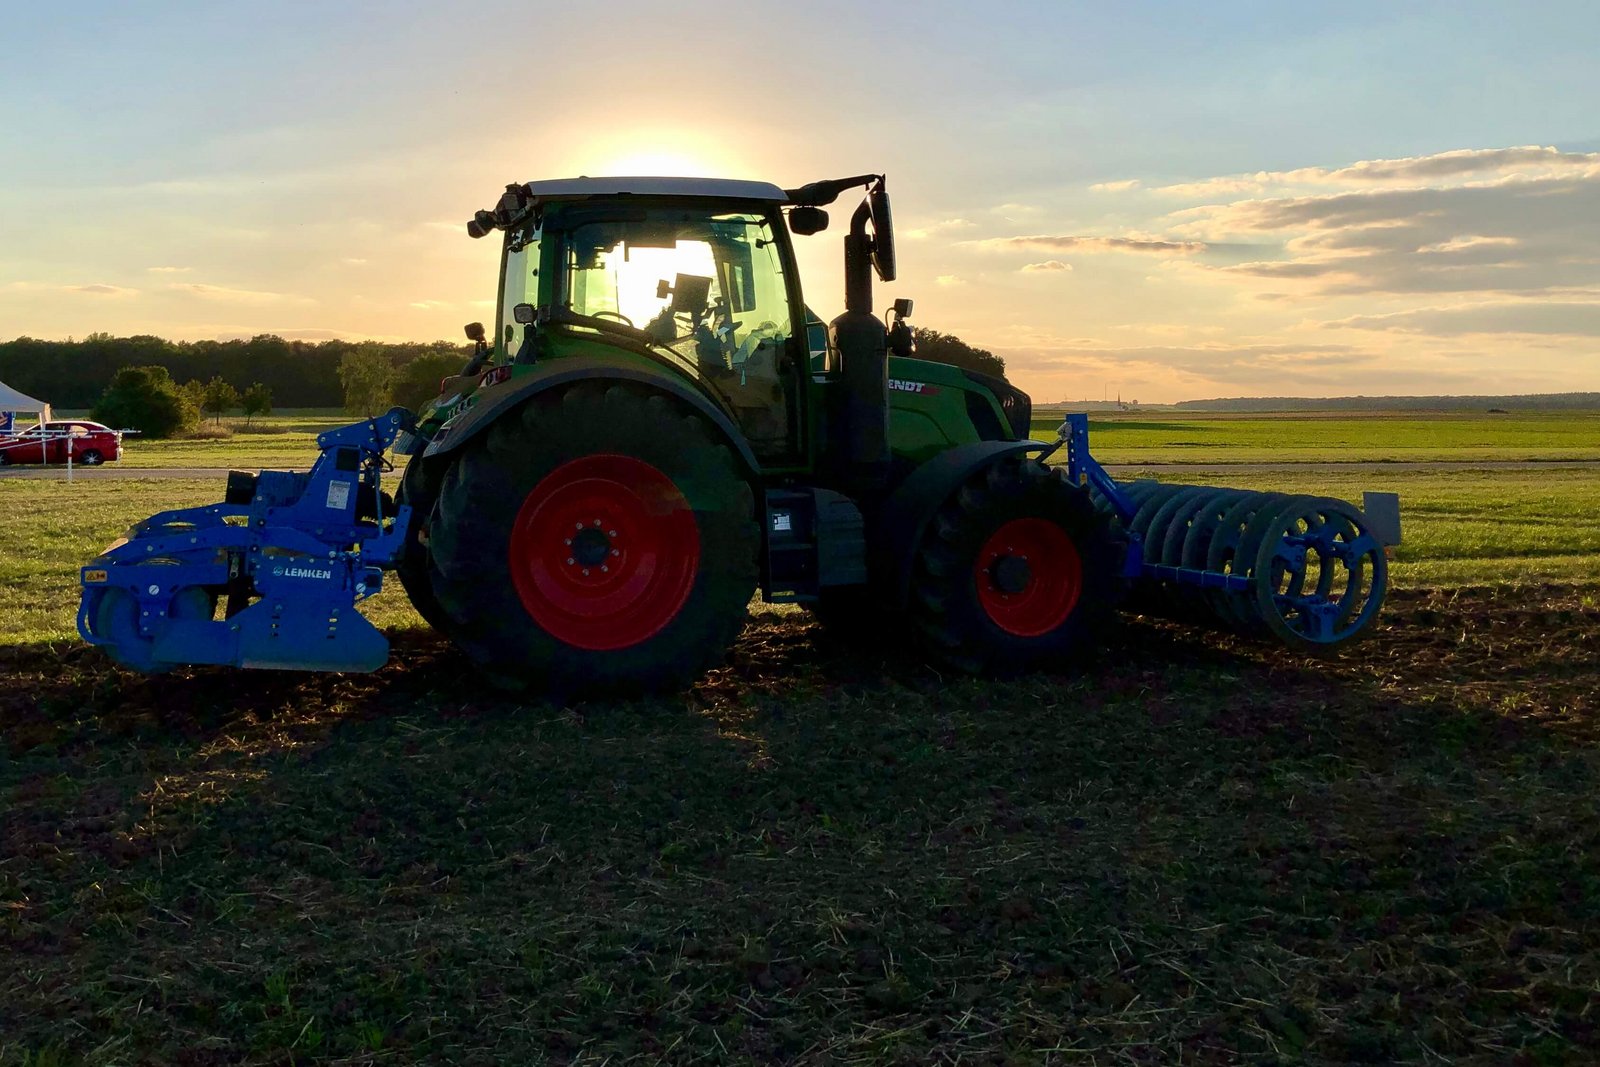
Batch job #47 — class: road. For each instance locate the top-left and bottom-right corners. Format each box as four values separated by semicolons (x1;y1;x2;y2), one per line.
5;459;1599;482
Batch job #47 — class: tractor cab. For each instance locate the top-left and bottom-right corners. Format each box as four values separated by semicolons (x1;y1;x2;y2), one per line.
491;183;808;461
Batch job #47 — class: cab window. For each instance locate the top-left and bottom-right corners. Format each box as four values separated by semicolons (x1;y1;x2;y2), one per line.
558;210;801;458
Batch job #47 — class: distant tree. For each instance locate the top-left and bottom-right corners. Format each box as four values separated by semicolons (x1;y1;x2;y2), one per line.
392;352;468;412
912;329;1007;380
178;378;206;410
240;382;273;424
339;346;395;415
91;366;199;439
200;376;241;423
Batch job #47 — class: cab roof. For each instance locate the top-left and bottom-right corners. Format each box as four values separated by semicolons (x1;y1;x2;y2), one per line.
521;177;788;204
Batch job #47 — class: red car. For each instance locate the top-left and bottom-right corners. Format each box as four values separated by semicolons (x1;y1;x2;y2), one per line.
0;421;123;465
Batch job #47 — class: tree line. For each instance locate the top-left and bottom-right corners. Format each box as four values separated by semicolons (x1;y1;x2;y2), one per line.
0;333;476;411
2;328;1007;438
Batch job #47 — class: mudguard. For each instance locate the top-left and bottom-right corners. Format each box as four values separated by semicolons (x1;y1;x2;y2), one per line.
419;356;762;477
871;439;1049;608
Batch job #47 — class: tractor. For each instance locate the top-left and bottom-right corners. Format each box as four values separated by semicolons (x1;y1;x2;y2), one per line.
78;174;1397;694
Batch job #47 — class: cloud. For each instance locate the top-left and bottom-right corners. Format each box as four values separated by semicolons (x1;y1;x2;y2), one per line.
933;275;966;287
146;266;191;274
1157;145;1600;196
69;284;138;296
991;341;1391;392
904;218;976;240
1172;170;1600;297
168;283;310;305
1326;301;1600;337
1089;179;1141;193
976;234;1207;255
1020;260;1072;273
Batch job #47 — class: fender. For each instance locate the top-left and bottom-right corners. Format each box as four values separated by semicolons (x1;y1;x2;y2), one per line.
418;356;762;477
871;439;1049;608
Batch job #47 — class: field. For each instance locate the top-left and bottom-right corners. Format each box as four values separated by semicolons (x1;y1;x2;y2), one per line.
4;412;1600;1063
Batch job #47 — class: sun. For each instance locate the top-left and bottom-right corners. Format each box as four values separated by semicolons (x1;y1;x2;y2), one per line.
592;149;721;177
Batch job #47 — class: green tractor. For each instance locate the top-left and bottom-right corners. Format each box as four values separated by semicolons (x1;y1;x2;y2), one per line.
79;174;1393;691
397;175;1123;693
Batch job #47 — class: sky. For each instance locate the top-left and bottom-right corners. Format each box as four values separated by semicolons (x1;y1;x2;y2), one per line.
3;1;1599;403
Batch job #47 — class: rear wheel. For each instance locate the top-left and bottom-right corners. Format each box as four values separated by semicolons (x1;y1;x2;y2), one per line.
908;456;1122;674
426;383;759;695
79;449;104;465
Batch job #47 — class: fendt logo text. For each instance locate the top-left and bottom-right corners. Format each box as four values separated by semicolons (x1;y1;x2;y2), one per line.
888;379;939;395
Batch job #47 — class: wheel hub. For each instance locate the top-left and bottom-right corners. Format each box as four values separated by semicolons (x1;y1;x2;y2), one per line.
987;554;1032;595
570;525;612;567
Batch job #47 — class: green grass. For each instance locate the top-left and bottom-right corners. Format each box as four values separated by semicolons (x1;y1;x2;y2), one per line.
115;412;356;469
1032;411;1600;463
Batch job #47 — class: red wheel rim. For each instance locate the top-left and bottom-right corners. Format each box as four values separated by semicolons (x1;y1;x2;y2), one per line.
509;454;700;651
973;517;1083;637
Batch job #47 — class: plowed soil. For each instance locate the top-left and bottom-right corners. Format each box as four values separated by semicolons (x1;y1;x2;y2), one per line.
3;586;1599;1064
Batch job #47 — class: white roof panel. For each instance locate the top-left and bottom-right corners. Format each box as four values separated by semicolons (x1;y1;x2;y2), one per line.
523;176;787;203
0;379;49;413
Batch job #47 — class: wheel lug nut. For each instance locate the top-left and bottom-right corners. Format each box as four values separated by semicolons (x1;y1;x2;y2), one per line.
607;530;616;536
600;565;608;573
611;549;620;557
582;568;590;576
564;539;571;546
566;557;575;565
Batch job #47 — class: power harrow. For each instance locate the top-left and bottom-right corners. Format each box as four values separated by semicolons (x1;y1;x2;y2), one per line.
78;409;413;673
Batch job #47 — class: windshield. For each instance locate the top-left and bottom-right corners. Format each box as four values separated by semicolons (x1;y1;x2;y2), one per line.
559;211;794;375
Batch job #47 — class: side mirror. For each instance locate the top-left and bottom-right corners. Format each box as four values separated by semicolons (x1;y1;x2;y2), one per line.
788;206;829;236
869;180;896;282
464;321;487;343
512;303;537;325
892;297;913;320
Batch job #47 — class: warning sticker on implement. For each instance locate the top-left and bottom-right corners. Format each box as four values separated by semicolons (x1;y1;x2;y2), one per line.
84;569;107;583
326;480;351;510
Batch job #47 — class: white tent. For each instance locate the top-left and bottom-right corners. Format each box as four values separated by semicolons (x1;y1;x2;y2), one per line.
0;379;51;433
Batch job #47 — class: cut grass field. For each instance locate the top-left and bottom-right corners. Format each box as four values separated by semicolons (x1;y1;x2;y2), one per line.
31;408;1600;468
1031;410;1600;464
4;414;1600;1063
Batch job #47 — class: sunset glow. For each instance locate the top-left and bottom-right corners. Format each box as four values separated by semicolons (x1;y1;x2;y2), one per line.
3;3;1598;402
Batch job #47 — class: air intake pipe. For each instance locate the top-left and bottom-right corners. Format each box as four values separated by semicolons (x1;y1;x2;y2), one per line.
830;197;891;496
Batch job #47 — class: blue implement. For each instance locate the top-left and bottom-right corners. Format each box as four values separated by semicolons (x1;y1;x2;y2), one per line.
1054;414;1397;652
78;409;414;673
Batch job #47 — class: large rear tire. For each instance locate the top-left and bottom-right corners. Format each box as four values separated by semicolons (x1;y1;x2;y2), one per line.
426;383;759;696
395;457;450;632
908;456;1122;674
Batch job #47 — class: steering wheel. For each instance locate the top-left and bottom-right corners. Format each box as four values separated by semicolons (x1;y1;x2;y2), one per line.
590;310;635;327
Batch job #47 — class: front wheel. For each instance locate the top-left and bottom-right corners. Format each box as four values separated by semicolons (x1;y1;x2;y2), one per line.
78;449;104;465
394;458;450;632
908;456;1123;674
426;383;759;696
